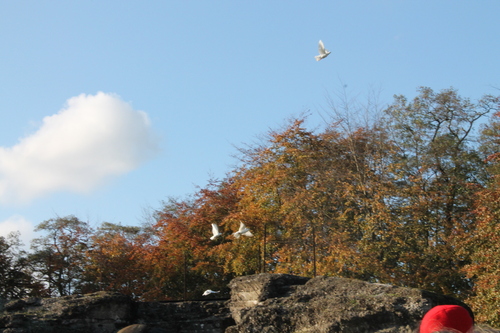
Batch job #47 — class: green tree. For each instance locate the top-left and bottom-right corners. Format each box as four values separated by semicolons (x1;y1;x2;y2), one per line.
382;87;495;295
0;232;46;298
463;108;500;326
30;216;92;296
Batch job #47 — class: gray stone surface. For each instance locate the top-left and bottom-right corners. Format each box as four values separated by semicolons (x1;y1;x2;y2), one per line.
0;292;232;333
226;274;473;333
0;292;133;333
0;274;474;333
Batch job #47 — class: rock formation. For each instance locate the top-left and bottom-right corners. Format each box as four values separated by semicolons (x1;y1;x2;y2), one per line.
0;291;232;333
226;274;473;333
0;292;133;332
0;274;475;333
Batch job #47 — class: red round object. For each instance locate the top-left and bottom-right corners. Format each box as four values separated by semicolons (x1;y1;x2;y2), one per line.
420;305;473;333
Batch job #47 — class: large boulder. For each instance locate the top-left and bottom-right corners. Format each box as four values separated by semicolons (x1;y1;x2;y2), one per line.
0;292;233;333
226;273;473;333
0;291;132;333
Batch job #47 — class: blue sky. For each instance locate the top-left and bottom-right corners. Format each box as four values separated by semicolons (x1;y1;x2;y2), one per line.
1;1;499;248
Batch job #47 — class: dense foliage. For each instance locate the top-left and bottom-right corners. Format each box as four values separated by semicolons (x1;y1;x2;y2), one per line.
1;87;500;325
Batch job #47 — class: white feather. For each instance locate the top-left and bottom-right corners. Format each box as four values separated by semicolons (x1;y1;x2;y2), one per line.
315;40;331;61
210;223;222;240
202;289;220;296
233;222;253;238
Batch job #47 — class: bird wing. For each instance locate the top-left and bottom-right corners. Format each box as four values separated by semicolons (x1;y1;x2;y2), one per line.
318;40;326;54
238;222;248;233
211;223;220;236
237;222;253;237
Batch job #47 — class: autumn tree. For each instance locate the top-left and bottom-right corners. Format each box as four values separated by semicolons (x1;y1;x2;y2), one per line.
316;125;400;282
16;86;497;315
232;118;396;279
233;120;328;276
30;216;92;296
146;179;243;300
229;88;496;298
80;222;153;297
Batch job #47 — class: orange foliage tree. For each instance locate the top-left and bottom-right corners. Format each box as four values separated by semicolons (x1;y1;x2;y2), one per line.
232;118;397;279
226;88;497;299
22;87;500;326
145;179;248;300
82;222;154;297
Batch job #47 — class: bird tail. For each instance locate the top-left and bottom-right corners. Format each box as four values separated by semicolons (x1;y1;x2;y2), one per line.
315;55;322;61
233;232;241;239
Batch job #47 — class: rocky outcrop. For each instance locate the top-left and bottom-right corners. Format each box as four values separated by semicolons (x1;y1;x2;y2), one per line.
0;274;475;333
0;292;233;333
134;299;234;332
226;274;473;333
0;292;133;332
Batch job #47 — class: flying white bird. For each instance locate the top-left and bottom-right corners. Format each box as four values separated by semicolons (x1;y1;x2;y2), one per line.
315;40;331;61
233;222;253;239
210;223;222;240
202;289;220;296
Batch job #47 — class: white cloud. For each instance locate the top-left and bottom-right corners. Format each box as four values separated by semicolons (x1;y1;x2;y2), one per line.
0;92;158;204
0;215;36;248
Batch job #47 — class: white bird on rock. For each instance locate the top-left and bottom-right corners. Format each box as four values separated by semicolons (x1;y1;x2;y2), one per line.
202;289;220;296
210;223;222;240
315;40;331;61
233;222;253;239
